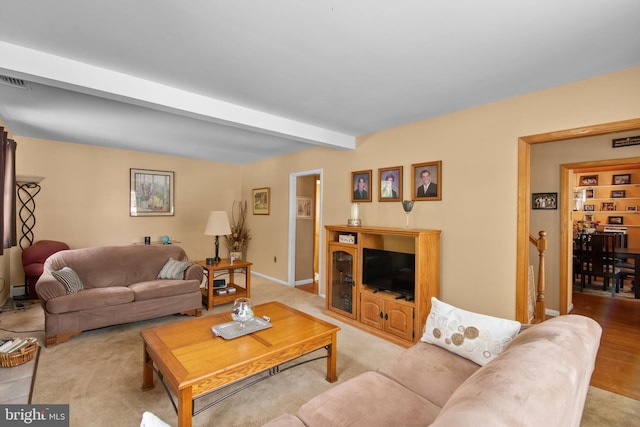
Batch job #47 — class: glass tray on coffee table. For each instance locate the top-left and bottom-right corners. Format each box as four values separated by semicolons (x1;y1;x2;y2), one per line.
211;316;272;339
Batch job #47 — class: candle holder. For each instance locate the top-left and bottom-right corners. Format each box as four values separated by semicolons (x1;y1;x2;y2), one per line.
348;202;361;226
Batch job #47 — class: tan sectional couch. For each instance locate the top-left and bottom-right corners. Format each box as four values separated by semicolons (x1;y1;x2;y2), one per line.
263;314;602;427
36;245;203;346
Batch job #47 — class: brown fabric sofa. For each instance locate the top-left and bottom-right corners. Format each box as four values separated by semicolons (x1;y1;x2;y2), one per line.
36;245;203;346
263;314;602;427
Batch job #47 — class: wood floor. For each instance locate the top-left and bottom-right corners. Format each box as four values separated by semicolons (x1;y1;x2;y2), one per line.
570;292;640;400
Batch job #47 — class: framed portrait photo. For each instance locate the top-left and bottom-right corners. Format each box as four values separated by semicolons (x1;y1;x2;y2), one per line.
252;187;270;215
378;166;402;202
351;170;372;202
412;161;442;201
532;193;558;210
130;168;174;216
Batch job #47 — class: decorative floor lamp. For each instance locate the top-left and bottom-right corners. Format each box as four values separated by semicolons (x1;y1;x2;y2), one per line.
16;175;44;250
204;211;231;263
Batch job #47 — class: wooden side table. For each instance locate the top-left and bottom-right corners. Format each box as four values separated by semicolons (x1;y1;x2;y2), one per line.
195;259;252;310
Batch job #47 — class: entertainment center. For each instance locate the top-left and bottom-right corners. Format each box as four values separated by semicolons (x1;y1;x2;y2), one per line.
325;225;441;346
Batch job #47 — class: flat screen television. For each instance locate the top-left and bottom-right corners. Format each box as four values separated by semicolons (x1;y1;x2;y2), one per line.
362;248;415;299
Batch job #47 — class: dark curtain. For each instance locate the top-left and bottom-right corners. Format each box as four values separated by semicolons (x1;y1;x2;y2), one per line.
0;127;17;255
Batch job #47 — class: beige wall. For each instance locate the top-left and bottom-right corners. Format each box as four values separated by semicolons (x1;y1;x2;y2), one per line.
241;67;640;319
3;137;241;301
2;67;640;318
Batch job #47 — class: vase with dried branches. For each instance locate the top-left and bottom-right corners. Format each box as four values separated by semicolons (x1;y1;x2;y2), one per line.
225;200;251;259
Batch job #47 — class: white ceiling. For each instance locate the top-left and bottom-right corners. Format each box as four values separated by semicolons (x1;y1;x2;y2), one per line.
0;1;639;164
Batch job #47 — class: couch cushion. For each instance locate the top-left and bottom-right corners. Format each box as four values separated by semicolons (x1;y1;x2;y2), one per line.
296;371;442;427
46;287;135;314
51;267;84;294
377;341;481;408
157;257;192;279
430;315;601;427
128;279;201;301
421;297;521;366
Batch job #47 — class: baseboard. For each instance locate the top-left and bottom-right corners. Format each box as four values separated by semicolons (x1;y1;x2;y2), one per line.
545;308;560;317
251;271;290;286
10;284;26;298
294;278;313;286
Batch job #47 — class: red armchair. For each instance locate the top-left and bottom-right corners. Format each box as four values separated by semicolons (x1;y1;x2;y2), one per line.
21;240;70;299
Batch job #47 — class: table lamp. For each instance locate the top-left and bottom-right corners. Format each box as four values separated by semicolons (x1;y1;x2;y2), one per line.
204;211;232;262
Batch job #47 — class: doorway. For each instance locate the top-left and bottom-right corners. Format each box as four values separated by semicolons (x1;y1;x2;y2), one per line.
516;118;640;322
288;169;323;295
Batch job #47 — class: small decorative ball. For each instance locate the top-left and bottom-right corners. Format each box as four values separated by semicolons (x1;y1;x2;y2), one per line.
161;235;170;244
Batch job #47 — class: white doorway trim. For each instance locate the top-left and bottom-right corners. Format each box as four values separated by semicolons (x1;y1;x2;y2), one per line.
288;169;324;296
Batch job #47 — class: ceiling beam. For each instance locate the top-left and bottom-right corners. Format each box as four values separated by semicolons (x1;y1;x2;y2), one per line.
0;41;355;150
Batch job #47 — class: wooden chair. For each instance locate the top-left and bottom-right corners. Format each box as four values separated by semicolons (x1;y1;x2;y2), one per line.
586;234;623;296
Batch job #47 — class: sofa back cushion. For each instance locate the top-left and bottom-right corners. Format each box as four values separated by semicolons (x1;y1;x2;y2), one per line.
44;245;190;289
430;315;602;427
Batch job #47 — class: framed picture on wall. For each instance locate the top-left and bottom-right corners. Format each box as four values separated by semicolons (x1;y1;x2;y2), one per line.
129;168;175;216
412;161;442;201
532;193;558;210
601;202;616;211
607;216;624;225
296;197;313;219
351;170;372;202
583;204;595;211
611;190;626;198
252;187;270;215
378;166;402;202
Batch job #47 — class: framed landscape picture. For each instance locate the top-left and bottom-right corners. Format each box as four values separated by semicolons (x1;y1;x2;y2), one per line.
129;168;174;216
612;174;631;185
252;187;270;215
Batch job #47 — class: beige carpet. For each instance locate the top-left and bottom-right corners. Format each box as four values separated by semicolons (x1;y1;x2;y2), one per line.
1;277;639;427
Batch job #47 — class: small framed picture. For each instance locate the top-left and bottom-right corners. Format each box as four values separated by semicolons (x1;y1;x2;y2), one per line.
378;166;402;202
612;174;631;185
601;202;616;212
584;188;595;199
583;214;594;222
252;187;270;215
626;206;638;212
532;193;558;210
296;197;313;219
579;175;598;186
583;204;595;211
351;170;372;202
607;216;624;225
610;190;626;198
412;161;442;201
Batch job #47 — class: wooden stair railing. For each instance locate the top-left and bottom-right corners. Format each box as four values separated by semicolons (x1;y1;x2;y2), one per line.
529;230;547;323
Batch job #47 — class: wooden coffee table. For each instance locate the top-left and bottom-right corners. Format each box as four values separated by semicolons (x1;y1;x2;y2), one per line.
141;301;340;427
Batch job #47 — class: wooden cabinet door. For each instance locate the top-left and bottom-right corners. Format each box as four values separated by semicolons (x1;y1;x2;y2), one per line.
385;301;414;342
360;294;384;330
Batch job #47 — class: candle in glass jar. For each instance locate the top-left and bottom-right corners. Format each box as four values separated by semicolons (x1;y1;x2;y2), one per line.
351;203;359;220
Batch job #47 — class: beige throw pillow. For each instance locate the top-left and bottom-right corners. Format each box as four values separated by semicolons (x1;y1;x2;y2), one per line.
421;297;521;366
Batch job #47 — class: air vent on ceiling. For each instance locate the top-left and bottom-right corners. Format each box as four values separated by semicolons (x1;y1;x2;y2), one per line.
0;75;31;90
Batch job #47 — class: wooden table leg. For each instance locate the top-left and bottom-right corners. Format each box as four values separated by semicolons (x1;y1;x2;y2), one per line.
326;331;338;383
141;344;155;391
177;387;193;427
207;268;214;311
245;265;251;298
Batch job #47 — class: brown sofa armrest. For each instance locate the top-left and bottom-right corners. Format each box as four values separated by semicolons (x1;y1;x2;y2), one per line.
35;272;67;303
185;263;204;282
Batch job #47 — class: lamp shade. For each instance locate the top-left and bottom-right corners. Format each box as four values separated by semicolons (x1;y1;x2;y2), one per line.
204;211;231;236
